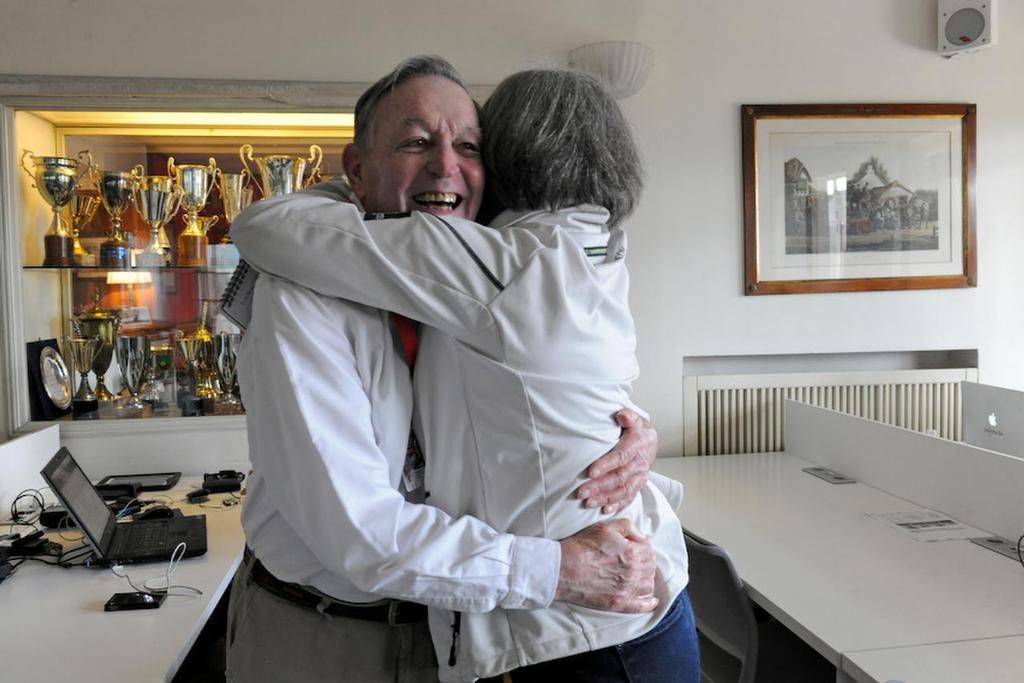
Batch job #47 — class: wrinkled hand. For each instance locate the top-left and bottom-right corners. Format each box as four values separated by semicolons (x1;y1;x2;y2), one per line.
576;409;657;514
555;518;658;613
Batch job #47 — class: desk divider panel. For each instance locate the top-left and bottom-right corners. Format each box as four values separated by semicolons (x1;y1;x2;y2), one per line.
0;425;60;514
784;400;1024;542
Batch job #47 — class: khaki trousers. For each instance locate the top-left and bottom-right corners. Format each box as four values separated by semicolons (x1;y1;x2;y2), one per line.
225;557;438;682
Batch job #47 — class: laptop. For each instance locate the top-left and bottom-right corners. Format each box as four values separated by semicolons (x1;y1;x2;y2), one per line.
962;381;1024;458
40;447;207;565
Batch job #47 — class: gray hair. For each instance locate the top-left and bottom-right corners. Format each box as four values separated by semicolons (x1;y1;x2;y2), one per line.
353;55;470;150
481;69;642;228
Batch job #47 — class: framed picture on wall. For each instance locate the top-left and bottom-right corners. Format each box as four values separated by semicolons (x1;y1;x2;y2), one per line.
742;103;976;295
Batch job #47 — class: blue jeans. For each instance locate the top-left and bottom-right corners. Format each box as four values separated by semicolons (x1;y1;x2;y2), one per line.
489;590;700;683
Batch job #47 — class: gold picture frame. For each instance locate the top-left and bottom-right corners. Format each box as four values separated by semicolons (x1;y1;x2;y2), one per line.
742;103;976;295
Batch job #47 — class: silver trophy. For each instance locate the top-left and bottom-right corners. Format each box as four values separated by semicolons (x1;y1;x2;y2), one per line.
115;335;151;411
214;333;242;407
167;156;218;266
133;174;180;266
75;292;121;402
61;336;101;402
215;169;253;243
97;166;144;268
21;149;94;266
240;143;323;198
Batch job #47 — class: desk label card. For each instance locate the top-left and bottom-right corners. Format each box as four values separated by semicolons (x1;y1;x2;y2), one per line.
867;509;988;542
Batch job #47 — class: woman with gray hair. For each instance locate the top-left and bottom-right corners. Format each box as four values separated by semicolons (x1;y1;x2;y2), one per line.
232;68;698;682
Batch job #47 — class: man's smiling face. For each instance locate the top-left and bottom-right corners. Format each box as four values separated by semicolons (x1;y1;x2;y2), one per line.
343;75;483;220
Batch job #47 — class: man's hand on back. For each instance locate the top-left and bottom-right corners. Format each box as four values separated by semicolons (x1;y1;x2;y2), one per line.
555;519;658;613
576;409;657;514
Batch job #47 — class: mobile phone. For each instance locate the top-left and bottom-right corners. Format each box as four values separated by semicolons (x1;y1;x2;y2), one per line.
104;591;166;612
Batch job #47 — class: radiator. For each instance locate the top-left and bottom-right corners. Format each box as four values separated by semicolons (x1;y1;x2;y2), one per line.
683;368;978;456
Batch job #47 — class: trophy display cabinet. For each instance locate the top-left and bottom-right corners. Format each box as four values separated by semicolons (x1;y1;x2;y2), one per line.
0;76;368;467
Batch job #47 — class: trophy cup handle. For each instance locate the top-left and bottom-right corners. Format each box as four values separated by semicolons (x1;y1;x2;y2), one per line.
167;156;178;181
239;144;255;182
128;164;144;214
20;150;37;187
202;215;219;235
167;188;184;222
306;145;324;187
204;157;219;204
214;167;224;194
240;167;251;187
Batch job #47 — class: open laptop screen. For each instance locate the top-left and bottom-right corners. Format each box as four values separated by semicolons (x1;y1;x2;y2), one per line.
962;382;1024;458
41;447;115;555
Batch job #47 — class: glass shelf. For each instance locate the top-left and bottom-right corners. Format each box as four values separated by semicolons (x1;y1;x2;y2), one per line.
24;265;238;274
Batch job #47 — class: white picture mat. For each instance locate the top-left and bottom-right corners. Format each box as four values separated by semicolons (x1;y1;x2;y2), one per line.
755;117;964;282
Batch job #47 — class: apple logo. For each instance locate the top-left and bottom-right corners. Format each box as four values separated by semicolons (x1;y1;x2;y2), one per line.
988;412;998;428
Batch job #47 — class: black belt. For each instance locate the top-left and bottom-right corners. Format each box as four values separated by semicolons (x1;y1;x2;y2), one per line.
243;547;426;625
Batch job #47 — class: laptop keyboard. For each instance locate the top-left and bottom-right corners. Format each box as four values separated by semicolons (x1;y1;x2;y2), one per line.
115;522;168;556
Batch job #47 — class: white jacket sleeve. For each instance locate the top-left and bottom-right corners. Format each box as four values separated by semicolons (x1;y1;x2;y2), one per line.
648;471;684;512
231;190;541;340
240;276;559;612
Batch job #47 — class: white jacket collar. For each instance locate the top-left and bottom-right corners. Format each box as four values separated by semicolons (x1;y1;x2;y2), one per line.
491;204;611;232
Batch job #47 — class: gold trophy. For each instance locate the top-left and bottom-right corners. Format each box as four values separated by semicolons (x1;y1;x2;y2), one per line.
133;174;181;267
240;143;323;199
175;337;217;416
175;302;218;407
310;163;348;186
196;215;220;246
63;192;100;264
167;156;217;267
61;335;102;420
75;292;121;402
97;165;144;268
175;334;204;416
20;149;94;267
215;169;253;243
193;302;219;398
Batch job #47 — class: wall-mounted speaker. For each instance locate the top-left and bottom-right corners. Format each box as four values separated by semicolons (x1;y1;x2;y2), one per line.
938;0;996;57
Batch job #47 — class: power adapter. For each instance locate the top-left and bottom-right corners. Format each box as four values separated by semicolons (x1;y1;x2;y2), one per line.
186;488;210;503
40;504;76;529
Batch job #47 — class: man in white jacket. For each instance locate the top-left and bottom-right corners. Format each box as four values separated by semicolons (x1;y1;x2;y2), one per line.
225;56;667;682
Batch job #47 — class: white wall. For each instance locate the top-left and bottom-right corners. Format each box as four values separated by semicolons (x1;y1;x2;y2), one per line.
2;0;1022;455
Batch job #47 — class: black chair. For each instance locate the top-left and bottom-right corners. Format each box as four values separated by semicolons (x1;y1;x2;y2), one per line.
683;530;834;683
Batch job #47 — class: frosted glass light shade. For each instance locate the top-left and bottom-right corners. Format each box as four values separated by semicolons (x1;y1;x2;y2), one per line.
568;41;654;99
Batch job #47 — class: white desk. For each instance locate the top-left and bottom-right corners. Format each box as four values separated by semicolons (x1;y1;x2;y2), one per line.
1;482;244;682
654;452;1024;680
842;635;1024;683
